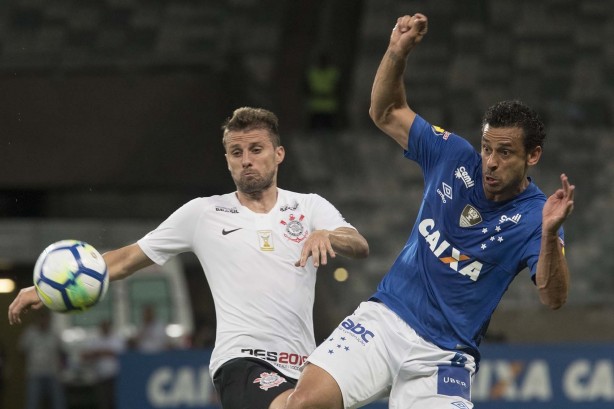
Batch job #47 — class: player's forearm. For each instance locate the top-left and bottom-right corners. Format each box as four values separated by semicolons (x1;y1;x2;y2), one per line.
535;232;569;309
103;244;153;282
369;48;410;126
329;228;369;259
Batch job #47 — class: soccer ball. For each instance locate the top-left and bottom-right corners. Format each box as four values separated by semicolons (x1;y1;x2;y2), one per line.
33;240;109;313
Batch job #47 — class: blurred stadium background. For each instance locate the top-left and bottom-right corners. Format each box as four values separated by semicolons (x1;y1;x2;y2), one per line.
1;0;613;408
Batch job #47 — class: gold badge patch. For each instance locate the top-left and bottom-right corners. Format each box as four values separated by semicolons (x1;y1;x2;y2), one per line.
460;205;482;227
257;230;274;251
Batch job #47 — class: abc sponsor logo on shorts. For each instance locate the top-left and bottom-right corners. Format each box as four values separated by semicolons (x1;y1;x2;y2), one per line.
340;318;375;344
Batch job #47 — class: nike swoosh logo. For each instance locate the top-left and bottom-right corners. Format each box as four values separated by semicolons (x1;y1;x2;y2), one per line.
222;228;242;235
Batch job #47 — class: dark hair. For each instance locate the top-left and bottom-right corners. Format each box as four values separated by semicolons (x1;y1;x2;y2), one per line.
221;107;281;147
482;100;546;153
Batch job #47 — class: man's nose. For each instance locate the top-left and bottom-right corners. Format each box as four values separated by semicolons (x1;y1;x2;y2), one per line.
241;151;252;166
486;153;497;168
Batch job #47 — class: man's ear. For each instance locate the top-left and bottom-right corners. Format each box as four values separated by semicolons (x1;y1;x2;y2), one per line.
276;146;285;165
527;145;542;166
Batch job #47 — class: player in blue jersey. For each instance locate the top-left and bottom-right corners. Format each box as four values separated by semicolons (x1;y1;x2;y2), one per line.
285;13;575;409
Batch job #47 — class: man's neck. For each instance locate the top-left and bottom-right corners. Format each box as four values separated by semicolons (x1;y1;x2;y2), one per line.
236;187;278;213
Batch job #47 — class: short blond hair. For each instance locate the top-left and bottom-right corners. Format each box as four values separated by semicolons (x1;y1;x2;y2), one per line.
221;107;281;147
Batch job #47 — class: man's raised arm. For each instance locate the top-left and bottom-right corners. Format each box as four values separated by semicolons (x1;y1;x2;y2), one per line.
369;13;428;150
536;174;575;309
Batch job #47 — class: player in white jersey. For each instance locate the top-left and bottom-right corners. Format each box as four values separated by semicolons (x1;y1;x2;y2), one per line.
285;13;575;409
8;107;369;409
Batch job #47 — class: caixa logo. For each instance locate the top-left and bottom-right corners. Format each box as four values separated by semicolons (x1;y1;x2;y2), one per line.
341;318;375;343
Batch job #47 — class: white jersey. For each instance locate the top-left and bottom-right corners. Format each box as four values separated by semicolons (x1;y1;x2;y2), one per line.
137;188;354;379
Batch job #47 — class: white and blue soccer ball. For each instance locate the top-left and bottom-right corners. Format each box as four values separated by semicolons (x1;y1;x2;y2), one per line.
33;240;109;313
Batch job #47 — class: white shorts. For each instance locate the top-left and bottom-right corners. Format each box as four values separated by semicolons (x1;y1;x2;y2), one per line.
307;301;476;409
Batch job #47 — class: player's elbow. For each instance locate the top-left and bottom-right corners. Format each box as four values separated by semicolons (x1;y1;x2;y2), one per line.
335;229;369;259
539;292;567;310
369;104;391;128
347;238;369;259
547;298;567;310
356;241;370;259
368;105;378;122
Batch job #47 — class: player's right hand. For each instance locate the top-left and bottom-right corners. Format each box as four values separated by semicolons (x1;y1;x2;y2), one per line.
8;286;44;325
542;173;575;234
390;13;428;56
295;230;336;268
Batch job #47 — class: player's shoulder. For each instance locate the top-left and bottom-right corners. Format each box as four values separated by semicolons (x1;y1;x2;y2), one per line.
181;193;238;213
204;192;238;205
412;115;477;155
277;188;307;201
519;181;548;207
414;115;466;140
277;188;329;207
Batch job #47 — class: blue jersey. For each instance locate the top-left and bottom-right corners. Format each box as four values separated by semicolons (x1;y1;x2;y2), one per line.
371;115;564;362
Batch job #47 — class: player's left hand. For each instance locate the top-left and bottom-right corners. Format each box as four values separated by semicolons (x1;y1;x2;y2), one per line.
295;230;336;268
542;173;575;234
8;285;44;325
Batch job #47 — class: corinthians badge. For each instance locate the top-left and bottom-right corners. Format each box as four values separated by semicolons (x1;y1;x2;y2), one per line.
280;214;308;243
253;371;287;391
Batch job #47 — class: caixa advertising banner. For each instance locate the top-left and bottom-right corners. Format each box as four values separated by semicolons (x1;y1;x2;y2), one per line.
117;350;218;409
117;344;614;409
471;344;614;409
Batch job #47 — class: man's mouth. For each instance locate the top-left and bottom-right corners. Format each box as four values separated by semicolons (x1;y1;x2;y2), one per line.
484;175;498;185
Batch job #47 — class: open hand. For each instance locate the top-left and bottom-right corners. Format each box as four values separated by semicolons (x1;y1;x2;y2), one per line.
543;174;575;234
295;230;336;268
8;286;44;325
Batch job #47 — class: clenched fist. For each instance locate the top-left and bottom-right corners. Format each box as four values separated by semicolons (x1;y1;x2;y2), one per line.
390;13;428;57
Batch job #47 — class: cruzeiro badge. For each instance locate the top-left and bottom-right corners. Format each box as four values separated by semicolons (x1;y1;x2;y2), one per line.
280;214;308;243
459;204;482;227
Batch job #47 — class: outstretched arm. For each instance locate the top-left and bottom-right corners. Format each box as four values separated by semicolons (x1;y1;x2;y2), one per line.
8;243;154;325
535;174;575;309
295;227;369;268
103;243;154;281
369;13;428;150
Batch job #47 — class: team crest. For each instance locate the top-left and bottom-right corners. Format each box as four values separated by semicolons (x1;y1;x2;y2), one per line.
280;214;308;243
459;204;482;227
253;371;287;391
